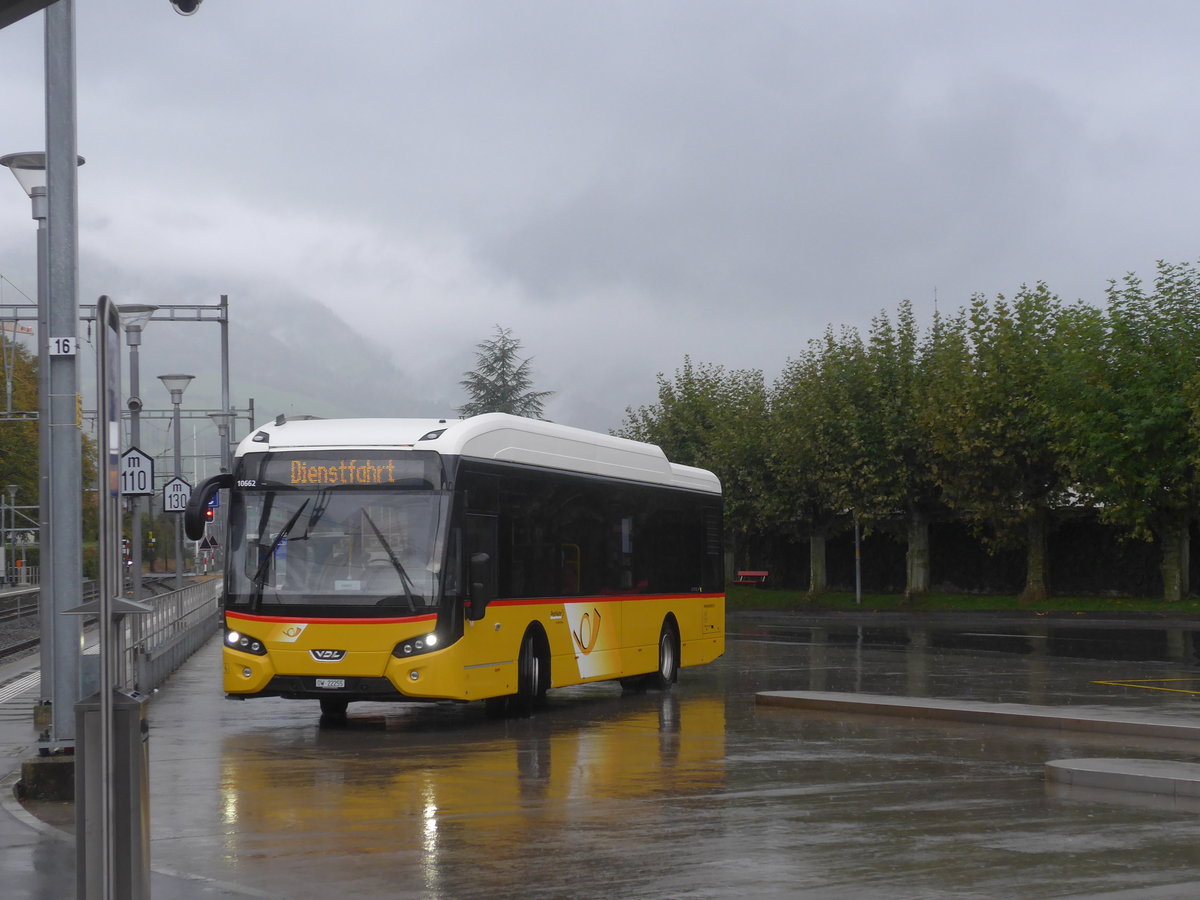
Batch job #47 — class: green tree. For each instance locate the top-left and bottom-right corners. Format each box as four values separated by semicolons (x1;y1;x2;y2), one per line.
458;325;554;419
1055;261;1200;602
771;304;940;598
770;333;858;593
0;335;39;534
619;356;731;465
923;285;1073;603
860;301;941;597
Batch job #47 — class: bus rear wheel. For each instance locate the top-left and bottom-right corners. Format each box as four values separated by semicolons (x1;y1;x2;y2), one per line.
620;620;680;693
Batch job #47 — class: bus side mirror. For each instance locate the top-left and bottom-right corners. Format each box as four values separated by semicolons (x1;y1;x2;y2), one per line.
466;552;493;621
184;473;233;541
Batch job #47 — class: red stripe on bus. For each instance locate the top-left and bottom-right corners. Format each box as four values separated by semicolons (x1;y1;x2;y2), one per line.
227;593;723;624
485;592;724;608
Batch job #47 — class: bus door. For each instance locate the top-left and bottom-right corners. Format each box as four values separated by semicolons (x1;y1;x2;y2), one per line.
463;514;512;696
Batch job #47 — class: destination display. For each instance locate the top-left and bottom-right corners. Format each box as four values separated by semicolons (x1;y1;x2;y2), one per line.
238;451;443;490
289;459;401;486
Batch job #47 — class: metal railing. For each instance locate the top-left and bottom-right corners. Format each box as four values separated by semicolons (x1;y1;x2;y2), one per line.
3;564;39;586
124;579;222;693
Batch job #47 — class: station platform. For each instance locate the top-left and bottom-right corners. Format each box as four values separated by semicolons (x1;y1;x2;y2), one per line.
758;690;1200;808
0;639;266;899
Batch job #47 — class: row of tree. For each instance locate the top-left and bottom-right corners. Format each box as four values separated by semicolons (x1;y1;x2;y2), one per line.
618;260;1200;603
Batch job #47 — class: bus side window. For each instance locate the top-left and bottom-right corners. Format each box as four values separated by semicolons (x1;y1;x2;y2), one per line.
466;514;497;620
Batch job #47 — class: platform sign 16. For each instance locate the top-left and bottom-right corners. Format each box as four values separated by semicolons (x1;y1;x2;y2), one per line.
49;336;78;356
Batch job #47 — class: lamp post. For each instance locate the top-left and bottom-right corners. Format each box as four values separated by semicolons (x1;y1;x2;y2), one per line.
2;149;85;745
159;374;193;590
207;411;234;474
119;305;157;604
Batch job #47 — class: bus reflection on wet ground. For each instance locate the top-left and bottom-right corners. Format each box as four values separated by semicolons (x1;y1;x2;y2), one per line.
48;617;1200;897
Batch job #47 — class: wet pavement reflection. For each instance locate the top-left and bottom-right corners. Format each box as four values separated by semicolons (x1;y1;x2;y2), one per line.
10;615;1200;898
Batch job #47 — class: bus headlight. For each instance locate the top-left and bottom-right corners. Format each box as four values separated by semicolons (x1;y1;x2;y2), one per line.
392;633;441;659
225;627;267;656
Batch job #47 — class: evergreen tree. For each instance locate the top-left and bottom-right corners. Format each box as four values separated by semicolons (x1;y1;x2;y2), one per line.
458;325;554;419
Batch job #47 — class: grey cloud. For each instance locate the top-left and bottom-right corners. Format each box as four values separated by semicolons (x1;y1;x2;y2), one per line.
2;1;1200;432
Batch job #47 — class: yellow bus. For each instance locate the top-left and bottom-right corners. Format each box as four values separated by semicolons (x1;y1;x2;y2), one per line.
185;413;724;719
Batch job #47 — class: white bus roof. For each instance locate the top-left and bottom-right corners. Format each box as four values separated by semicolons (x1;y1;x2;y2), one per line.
235;413;721;494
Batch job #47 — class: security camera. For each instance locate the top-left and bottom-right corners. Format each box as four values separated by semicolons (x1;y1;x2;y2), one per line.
170;0;202;14
127;396;143;412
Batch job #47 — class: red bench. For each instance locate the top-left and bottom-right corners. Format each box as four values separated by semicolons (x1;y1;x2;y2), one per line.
733;570;769;585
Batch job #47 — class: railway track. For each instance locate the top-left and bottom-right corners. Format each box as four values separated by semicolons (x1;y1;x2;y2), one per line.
0;587;51;660
0;588;39;624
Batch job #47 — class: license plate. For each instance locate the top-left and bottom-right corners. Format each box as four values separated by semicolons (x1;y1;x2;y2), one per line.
315;678;345;690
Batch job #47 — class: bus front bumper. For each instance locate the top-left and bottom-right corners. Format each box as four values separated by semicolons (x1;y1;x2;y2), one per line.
223;644;469;701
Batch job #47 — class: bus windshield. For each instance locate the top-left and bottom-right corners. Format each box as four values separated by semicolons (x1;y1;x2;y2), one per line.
226;487;451;614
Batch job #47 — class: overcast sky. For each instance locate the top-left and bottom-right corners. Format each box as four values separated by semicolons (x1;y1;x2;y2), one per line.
1;1;1198;433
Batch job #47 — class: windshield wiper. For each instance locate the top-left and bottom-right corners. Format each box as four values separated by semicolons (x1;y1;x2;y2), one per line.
249;499;311;599
361;510;419;610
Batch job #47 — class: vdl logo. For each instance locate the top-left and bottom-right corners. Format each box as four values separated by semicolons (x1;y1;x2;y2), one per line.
310;649;347;662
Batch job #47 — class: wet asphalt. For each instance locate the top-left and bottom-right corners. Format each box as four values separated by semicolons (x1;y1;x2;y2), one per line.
3;612;1200;899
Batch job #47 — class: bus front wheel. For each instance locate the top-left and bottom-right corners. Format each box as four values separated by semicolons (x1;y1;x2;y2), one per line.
647;621;679;691
493;630;547;718
319;697;349;721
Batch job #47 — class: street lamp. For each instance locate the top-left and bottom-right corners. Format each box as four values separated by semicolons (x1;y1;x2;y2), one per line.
120;305;157;604
2;153;51;606
207;411;235;472
159;374;194;589
0;151;85;211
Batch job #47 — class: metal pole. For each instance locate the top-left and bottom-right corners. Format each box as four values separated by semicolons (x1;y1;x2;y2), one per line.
9;486;21;584
2;486;15;584
35;187;52;708
45;0;83;745
220;294;231;471
127;333;143;604
854;514;862;606
171;395;183;590
94;297;119;900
